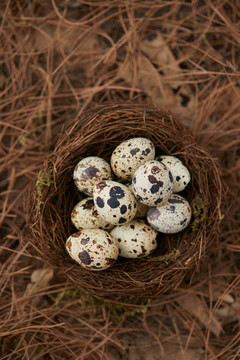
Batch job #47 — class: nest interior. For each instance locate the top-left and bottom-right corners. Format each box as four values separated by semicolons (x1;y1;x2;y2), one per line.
28;104;222;300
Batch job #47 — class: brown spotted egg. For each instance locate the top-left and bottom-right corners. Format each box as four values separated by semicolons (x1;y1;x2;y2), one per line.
65;229;119;271
93;180;137;225
73;156;112;196
110;137;155;181
132;160;173;206
110;219;158;258
156;155;191;193
147;194;192;234
71;198;113;230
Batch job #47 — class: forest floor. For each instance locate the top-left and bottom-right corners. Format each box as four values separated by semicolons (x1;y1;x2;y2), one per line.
0;1;239;359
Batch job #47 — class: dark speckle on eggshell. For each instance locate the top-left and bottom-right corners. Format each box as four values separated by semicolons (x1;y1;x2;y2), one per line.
148;208;160;221
81;167;99;180
150;184;162;194
81;237;90;245
109;186;125;199
151;166;160;174
168;198;184;204
120;205;127;214
168;205;176;213
71;232;81;238
96;181;108;191
82;199;94;210
107;197;120;208
169;171;173;183
107;236;113;244
142;148;150;156
119;217;127;223
96;197;104;208
180;218;187;226
78;250;92;265
130;148;140;156
106;258;116;265
66;240;72;250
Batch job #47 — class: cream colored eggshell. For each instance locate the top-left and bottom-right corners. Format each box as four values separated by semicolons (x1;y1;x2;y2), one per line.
156;155;191;192
93;180;137;225
127;183;148;218
73;156;112;196
132;160;173;206
110;219;158;258
71;198;114;230
110;137;155;181
65;229;119;270
147;194;192;234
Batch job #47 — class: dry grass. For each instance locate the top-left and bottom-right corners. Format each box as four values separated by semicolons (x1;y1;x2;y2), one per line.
0;0;240;359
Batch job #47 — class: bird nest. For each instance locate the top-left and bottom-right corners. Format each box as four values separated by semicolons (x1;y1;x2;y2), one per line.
27;104;222;300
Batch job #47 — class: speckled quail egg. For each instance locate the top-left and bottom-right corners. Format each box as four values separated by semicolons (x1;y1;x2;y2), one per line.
110;219;158;258
73;156;112;196
132;160;173;206
127;184;148;218
156;155;191;193
71;198;114;230
93;180;137;225
110;137;155;181
65;229;119;271
147;194;192;234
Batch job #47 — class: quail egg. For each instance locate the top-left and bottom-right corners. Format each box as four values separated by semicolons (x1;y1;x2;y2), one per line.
73;156;112;196
132;160;173;206
65;229;119;270
110;137;155;181
110;219;158;258
93;180;137;225
147;194;192;234
156;155;191;192
71;198;113;230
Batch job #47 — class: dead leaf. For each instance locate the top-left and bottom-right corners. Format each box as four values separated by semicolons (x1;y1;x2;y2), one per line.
119;44;196;122
30;268;54;285
141;32;181;89
211;289;235;304
24;268;54;307
128;340;203;360
216;301;240;325
177;294;222;337
28;24;100;73
119;54;177;106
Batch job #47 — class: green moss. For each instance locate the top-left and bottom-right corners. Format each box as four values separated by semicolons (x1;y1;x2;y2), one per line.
55;289;150;320
19;133;28;147
191;194;208;231
55;289;80;307
79;294;150;320
148;248;181;263
36;170;53;212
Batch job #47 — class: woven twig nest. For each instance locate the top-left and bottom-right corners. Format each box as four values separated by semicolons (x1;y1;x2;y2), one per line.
28;104;222;300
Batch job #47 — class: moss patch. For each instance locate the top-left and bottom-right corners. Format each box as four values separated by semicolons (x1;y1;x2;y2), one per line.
55;289;150;320
191;194;208;231
149;248;181;263
36;170;53;212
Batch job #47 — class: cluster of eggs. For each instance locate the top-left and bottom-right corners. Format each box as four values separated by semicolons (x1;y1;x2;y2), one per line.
65;138;191;271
